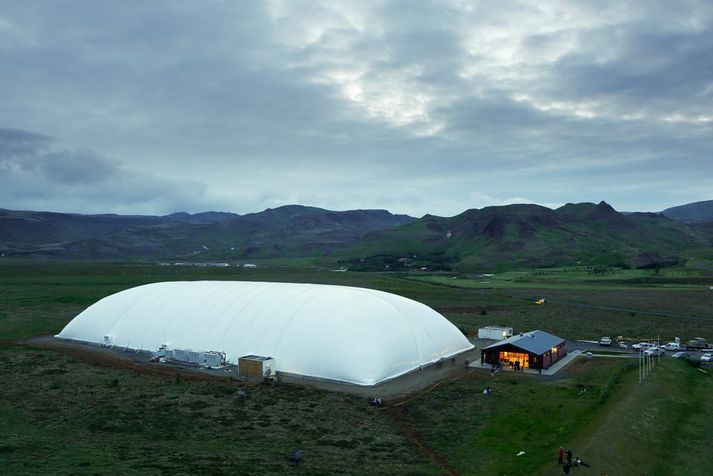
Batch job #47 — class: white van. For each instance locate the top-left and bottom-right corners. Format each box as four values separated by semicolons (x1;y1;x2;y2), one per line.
662;342;683;351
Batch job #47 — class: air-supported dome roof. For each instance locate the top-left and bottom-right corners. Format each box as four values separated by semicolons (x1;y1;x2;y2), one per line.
57;281;473;385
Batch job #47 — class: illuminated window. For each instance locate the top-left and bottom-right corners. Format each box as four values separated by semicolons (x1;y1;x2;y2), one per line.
497;351;530;368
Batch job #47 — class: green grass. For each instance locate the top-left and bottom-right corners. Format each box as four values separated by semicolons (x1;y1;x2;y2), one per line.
399;358;630;474
400;358;713;476
0;347;441;475
1;261;712;474
408;267;712;291
553;358;713;475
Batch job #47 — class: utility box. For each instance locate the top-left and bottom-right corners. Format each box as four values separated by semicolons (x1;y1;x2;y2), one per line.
238;355;276;378
478;326;513;340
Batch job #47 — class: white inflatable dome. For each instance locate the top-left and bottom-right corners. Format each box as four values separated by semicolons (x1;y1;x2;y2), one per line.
57;281;473;386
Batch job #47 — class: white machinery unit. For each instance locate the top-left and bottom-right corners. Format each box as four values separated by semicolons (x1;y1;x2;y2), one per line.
158;347;226;368
478;326;513;340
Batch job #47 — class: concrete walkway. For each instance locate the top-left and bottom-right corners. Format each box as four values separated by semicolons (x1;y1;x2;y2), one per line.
468;350;582;376
586;352;638;359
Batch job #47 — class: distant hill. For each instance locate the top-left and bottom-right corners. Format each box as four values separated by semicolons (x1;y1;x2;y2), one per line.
3;200;712;270
165;211;241;224
0;206;414;260
661;200;713;224
335;201;713;271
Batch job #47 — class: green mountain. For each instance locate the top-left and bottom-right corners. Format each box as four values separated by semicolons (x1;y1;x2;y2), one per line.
661;200;713;224
0;206;414;260
335;201;713;271
3;201;712;270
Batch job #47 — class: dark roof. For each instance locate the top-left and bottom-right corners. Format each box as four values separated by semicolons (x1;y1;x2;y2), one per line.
482;330;564;355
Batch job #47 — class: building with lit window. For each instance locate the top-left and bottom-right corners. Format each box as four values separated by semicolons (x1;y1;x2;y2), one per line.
480;330;566;371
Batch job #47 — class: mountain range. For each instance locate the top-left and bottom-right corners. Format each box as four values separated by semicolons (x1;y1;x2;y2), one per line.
0;205;414;260
661;200;713;224
336;201;713;271
1;200;712;271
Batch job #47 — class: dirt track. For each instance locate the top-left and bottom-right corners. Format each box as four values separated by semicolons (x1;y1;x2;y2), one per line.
387;407;459;475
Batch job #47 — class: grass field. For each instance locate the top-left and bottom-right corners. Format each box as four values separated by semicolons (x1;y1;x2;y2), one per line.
1;261;712;474
400;357;713;475
557;358;713;475
406;267;713;341
0;346;441;475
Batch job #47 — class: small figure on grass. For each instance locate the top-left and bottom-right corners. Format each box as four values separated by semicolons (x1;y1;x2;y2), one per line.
558;447;564;465
287;449;304;465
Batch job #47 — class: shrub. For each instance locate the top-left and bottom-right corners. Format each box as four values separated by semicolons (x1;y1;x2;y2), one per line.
598;361;637;404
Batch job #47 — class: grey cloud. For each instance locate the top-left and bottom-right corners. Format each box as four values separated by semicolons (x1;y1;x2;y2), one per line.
39;150;118;184
1;1;712;216
548;26;713;112
0;127;52;158
0;127;214;214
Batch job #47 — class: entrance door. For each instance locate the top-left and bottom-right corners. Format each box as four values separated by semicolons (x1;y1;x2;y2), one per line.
498;351;530;368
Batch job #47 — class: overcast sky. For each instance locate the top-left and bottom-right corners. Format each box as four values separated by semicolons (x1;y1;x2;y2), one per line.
1;1;712;217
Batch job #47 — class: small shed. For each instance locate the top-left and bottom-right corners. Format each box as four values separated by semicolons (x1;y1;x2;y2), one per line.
238;355;276;378
480;330;566;371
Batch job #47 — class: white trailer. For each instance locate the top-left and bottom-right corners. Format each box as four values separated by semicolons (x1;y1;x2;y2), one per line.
478;326;513;340
157;347;227;368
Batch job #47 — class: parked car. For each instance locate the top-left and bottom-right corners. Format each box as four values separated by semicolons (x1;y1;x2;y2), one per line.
599;336;612;346
662;342;684;351
644;347;665;357
632;342;654;351
688;337;711;350
701;353;712;362
671;351;689;359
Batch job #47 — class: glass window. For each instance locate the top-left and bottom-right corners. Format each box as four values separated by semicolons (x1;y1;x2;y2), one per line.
498;351;530;368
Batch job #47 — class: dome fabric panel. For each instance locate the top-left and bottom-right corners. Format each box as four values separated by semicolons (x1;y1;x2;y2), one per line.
57;281;473;386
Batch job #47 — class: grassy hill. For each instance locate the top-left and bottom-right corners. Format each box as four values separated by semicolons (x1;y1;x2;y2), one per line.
3;200;712;271
0;206;414;260
662;199;713;223
335;202;713;271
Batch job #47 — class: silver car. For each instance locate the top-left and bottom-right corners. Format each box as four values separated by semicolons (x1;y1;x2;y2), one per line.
644;347;665;357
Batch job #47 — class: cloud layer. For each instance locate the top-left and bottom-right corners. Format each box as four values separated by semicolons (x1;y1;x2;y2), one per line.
0;128;213;214
1;1;711;216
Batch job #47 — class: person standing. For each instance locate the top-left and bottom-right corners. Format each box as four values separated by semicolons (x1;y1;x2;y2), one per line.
566;449;573;465
558;447;564;465
562;461;571;475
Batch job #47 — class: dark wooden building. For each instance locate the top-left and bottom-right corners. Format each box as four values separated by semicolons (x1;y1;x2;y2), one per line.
481;330;566;371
